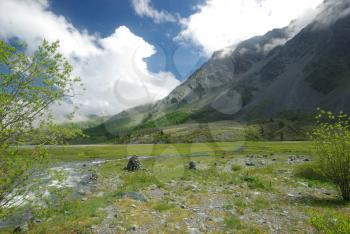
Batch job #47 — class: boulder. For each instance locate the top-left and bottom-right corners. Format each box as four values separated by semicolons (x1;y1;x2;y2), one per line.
189;161;196;170
120;191;147;202
125;156;141;171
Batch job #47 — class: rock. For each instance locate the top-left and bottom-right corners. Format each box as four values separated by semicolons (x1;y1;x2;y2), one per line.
120;191;148;202
33;219;43;224
189;161;196;170
130;224;137;231
13;223;28;233
212;217;224;223
81;197;88;201
188;227;202;234
89;172;98;181
125;156;141;171
186;184;198;191
245;161;255;166
304;158;310;162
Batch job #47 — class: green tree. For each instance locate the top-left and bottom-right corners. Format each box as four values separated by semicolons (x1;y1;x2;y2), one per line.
0;39;82;217
311;109;350;201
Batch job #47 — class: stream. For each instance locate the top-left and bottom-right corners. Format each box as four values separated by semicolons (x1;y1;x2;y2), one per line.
0;159;111;231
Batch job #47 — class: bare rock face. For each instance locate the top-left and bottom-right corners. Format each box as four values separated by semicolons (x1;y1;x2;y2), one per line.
125;156;141;171
189;161;196;170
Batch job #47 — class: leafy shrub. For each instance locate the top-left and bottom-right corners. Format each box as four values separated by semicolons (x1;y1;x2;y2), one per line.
311;109;350;200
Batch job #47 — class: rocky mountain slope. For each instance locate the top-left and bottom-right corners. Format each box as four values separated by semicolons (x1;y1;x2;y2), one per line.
87;0;350;138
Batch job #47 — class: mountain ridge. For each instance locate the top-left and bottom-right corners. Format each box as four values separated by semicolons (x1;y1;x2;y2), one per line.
85;0;350;139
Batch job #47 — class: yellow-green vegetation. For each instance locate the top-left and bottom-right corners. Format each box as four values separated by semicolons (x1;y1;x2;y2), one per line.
2;141;349;233
0;39;82;219
311;110;350;201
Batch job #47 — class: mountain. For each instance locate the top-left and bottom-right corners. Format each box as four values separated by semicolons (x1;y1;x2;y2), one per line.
86;0;350;139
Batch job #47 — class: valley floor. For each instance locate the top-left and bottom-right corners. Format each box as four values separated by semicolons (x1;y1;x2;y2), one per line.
2;141;350;233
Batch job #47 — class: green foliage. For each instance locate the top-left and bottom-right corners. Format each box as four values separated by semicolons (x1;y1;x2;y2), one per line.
152;202;175;212
138;111;192;129
224;215;243;229
243;125;263;141
293;163;327;182
241;174;272;191
309;210;350;234
231;164;243;171
311;109;350;200
0;39;82;218
116;171;163;193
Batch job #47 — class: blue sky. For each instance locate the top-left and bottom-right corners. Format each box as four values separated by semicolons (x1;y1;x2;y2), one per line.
0;0;323;120
50;0;206;81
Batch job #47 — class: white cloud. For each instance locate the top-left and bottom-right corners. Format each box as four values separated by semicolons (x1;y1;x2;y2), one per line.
177;0;324;56
131;0;177;24
0;0;180;121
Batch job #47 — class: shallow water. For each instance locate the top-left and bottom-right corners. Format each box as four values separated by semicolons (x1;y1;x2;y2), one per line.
0;159;108;230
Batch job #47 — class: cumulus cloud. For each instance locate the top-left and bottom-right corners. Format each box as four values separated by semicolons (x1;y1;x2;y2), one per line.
177;0;324;56
131;0;178;24
0;0;180;121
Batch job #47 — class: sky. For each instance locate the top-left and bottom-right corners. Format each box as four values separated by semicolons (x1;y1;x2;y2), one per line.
0;0;324;121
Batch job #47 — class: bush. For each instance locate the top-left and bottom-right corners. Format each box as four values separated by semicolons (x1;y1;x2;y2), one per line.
311;109;350;201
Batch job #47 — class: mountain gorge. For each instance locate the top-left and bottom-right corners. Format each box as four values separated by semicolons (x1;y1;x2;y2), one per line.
86;0;350;140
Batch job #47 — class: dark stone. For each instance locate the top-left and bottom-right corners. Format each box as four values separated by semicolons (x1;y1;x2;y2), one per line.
34;219;43;224
189;161;196;170
245;161;255;166
125;156;141;171
120;191;147;202
89;172;98;181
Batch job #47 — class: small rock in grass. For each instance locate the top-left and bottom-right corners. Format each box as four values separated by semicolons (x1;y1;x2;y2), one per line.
125;156;141;171
34;219;43;224
130;224;137;231
120;191;147;202
189;161;196;170
245;161;255;166
188;227;202;234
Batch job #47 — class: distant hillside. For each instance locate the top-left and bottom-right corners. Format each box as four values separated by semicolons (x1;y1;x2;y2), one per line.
83;0;350;142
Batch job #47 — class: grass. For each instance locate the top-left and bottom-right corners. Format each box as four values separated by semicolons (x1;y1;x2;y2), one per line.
17;141;314;161
309;210;350;234
152;202;175;212
241;174;273;191
224;215;243;229
4;141;350;233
